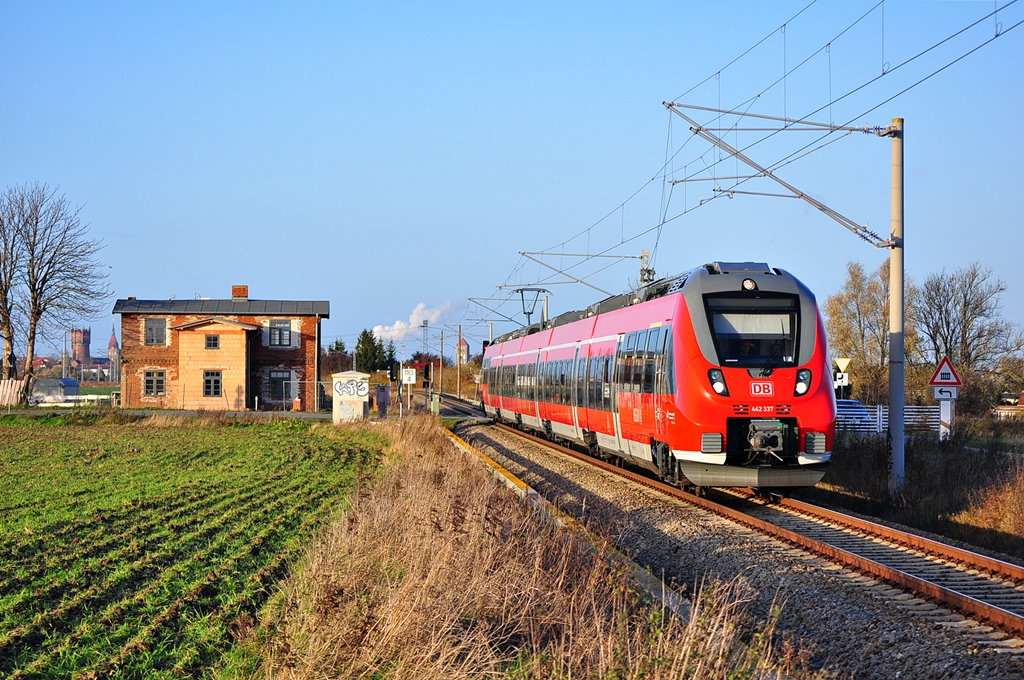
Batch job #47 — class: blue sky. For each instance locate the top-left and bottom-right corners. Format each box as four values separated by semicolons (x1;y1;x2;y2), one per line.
2;1;1022;363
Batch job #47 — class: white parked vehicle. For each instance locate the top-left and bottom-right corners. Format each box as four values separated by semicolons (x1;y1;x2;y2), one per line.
835;399;878;433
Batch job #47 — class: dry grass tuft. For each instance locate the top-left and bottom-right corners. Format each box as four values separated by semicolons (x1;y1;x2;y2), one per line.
803;428;1024;559
244;417;823;679
952;460;1024;538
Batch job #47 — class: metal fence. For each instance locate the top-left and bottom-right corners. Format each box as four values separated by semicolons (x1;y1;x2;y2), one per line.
837;405;940;434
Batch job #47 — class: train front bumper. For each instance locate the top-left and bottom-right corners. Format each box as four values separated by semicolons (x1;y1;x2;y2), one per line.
677;460;829;488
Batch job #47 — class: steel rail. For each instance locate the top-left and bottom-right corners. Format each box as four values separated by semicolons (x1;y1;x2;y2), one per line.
750;491;1024;583
456;413;1024;637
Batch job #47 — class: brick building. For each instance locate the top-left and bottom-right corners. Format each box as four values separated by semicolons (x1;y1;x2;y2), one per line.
113;286;329;411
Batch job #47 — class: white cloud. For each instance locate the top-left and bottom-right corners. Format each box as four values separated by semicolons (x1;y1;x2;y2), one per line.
372;302;455;343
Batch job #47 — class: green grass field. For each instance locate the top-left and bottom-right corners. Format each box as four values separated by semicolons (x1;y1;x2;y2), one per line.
0;413;382;678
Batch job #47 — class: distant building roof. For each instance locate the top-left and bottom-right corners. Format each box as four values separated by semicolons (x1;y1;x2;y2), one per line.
112;298;330;318
108;328;119;351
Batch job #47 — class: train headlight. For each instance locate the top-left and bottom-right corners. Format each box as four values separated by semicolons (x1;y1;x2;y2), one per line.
794;369;812;396
708;369;729;396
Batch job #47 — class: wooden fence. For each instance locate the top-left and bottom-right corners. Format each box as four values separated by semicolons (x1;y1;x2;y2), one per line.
0;380;22;407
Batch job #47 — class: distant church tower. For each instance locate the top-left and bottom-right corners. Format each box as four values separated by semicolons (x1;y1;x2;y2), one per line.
71;328;92;363
108;327;120;383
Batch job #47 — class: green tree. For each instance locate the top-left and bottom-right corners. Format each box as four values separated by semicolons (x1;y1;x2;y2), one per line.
354;330;387;372
823;260;920;405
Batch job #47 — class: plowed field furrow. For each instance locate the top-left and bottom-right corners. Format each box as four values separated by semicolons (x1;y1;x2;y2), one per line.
0;478;295;623
0;481;235;554
0;475;320;665
0;483;257;591
90;488;335;676
11;482;334;675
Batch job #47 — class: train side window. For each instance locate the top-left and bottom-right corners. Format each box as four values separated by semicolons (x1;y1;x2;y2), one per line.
664;331;675;394
623;355;634;393
614;343;625;396
552;360;559;404
565;360;573;403
576;354;586;408
643;356;656;394
642;328;663;394
603;357;613;409
650;327;666;353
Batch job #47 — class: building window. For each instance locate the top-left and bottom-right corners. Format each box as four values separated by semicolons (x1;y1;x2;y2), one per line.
204;370;222;397
270;370;292;399
144;370;166;397
269;320;291;347
145;318;166;345
205;334;220;350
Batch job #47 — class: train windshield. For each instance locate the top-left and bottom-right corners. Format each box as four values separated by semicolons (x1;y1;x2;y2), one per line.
705;295;799;368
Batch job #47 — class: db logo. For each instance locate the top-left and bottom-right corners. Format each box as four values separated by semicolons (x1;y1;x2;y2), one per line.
750;382;774;397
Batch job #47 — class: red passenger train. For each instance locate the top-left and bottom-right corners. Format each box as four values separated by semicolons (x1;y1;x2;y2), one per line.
480;262;836;491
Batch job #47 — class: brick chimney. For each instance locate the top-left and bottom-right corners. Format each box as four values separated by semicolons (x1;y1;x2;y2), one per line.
231;285;249;301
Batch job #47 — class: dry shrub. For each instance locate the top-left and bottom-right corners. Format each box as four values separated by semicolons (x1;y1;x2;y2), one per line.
247;417;821;679
952;460;1024;538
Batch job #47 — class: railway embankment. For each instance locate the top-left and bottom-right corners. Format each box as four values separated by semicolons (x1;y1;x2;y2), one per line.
244;416;826;679
456;419;1024;678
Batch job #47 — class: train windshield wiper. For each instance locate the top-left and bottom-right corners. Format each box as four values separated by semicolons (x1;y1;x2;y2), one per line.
759;342;783;377
759;320;787;377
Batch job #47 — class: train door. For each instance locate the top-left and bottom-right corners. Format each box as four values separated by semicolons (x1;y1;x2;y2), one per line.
571;344;584;441
528;352;541;427
611;334;627;455
649;326;669;440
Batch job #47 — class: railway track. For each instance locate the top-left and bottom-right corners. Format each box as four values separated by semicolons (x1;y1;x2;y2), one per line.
440;396;1024;643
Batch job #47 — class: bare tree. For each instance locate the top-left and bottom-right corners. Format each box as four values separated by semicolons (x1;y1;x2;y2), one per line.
12;183;111;400
0;189;24;378
912;262;1024;373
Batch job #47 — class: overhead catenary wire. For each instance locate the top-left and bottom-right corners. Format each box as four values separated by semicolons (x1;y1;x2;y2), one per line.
665;3;1023;232
476;0;1020;330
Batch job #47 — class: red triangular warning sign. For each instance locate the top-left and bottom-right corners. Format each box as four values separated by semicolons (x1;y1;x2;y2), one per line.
928;356;962;386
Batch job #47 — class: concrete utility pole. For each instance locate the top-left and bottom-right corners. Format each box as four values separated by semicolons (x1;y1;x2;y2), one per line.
663;103;908;498
457;324;462;401
439;330;444;397
887;118;906;495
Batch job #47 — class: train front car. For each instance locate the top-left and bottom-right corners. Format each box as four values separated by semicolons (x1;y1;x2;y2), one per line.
670;262;835;490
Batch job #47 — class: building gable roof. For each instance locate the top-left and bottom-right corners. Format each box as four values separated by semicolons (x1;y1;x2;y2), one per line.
169;317;261;331
113;299;330;318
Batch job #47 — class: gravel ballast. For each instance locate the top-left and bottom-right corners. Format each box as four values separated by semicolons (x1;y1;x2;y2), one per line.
458;422;1024;679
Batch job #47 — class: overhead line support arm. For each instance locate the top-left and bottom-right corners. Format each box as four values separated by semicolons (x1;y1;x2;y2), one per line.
665;104;885;246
